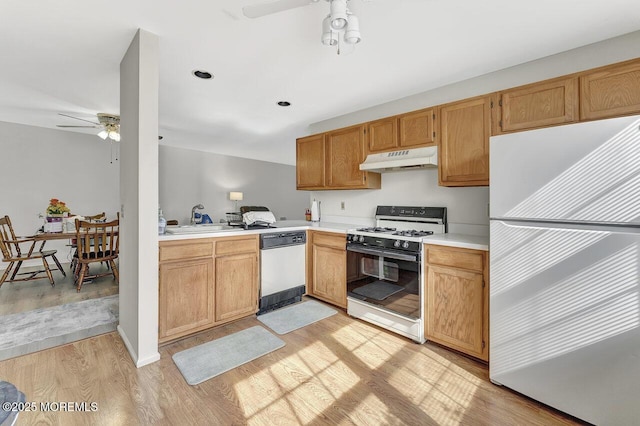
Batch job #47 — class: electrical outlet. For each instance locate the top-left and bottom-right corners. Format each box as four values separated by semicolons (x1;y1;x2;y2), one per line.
341;201;345;210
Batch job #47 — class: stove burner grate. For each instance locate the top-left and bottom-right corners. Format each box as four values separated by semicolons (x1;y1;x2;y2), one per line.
356;226;397;233
392;230;434;237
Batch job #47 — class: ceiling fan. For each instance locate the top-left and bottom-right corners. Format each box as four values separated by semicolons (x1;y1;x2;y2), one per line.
57;112;121;141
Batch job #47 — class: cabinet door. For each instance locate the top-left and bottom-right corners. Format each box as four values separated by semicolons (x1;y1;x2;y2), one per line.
308;232;346;308
438;95;492;187
296;134;325;189
159;257;214;342
426;264;486;360
215;252;258;322
399;108;435;148
496;77;579;133
580;59;640;120
367;117;398;153
326;125;368;188
310;245;346;308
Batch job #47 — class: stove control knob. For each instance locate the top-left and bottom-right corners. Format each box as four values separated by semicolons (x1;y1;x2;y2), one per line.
393;240;401;248
402;241;410;249
347;234;353;242
359;235;365;243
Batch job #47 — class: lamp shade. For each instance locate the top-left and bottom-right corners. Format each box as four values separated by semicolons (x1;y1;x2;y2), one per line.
330;0;348;30
322;15;338;46
98;130;109;140
344;14;361;44
229;192;243;201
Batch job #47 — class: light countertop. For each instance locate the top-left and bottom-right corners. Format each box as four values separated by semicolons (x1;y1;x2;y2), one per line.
159;220;488;251
421;233;489;251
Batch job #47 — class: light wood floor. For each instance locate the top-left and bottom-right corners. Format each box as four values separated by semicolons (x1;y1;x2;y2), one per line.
0;263;118;316
0;305;584;426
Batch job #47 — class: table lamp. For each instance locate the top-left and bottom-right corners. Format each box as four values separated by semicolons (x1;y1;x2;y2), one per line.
229;192;243;212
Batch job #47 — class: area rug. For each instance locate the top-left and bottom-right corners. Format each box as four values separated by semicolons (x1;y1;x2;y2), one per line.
257;300;337;335
0;381;25;426
172;326;285;385
352;281;404;300
0;295;118;361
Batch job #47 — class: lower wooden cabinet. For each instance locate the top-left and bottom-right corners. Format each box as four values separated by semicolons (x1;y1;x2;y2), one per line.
215;248;259;322
159;256;215;341
424;244;488;361
307;231;346;308
158;235;259;343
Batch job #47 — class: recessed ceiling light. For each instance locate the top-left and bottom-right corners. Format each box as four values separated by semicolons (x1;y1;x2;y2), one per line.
277;101;291;107
192;70;213;79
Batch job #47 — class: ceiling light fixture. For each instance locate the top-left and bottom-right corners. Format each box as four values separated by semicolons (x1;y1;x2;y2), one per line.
97;123;120;141
192;70;213;79
321;0;361;55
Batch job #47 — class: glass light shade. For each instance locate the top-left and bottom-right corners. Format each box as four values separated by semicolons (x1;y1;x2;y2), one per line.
229;191;243;201
344;14;361;44
109;130;121;142
97;130;109;140
322;15;338;46
330;0;348;30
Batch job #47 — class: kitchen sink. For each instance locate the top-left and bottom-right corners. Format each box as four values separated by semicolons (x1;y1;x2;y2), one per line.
165;224;234;234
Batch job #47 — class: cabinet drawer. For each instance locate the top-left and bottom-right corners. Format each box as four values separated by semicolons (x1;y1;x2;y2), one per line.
159;240;214;262
425;245;484;272
311;232;345;249
215;236;258;256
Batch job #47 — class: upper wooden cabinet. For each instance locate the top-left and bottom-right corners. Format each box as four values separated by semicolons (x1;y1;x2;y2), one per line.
326;125;368;187
296;125;380;190
580;58;640;121
367;117;398;153
296;133;325;189
366;108;436;154
438;95;492;187
398;108;436;148
494;77;579;134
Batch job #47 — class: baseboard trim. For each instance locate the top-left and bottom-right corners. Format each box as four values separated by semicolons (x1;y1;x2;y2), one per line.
117;324;160;368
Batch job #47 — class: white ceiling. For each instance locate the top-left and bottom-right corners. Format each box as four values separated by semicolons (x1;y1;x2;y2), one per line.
1;0;639;165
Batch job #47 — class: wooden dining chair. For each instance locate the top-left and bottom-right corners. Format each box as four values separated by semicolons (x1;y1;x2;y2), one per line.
74;215;119;292
0;215;65;288
69;212;106;273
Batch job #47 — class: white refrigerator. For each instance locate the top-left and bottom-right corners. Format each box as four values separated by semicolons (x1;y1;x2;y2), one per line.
489;114;640;425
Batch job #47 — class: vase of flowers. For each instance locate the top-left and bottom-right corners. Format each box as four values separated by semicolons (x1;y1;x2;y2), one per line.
45;198;70;232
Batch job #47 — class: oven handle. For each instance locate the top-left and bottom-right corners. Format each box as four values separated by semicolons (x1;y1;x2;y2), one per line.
346;245;419;262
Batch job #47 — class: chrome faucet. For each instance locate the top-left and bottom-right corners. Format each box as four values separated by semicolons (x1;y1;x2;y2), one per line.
190;204;204;225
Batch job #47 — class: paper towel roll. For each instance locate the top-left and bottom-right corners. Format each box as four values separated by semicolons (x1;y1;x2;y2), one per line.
311;200;321;222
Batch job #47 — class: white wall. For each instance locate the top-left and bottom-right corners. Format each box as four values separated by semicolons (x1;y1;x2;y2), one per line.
159;145;309;224
315;169;489;235
0;120;120;265
308;31;640;234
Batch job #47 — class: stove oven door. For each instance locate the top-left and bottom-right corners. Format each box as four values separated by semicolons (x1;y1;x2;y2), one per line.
346;245;421;319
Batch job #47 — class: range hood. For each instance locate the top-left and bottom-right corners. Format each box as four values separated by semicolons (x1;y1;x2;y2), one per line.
359;146;438;172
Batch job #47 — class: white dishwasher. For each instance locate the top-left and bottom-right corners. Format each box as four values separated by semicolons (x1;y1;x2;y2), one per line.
258;231;306;315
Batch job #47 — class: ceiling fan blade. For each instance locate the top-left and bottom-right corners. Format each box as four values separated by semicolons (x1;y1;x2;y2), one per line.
242;0;318;19
58;113;100;125
56;125;100;128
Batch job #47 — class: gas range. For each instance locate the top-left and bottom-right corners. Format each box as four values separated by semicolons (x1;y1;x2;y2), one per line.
346;206;447;343
347;206;447;251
